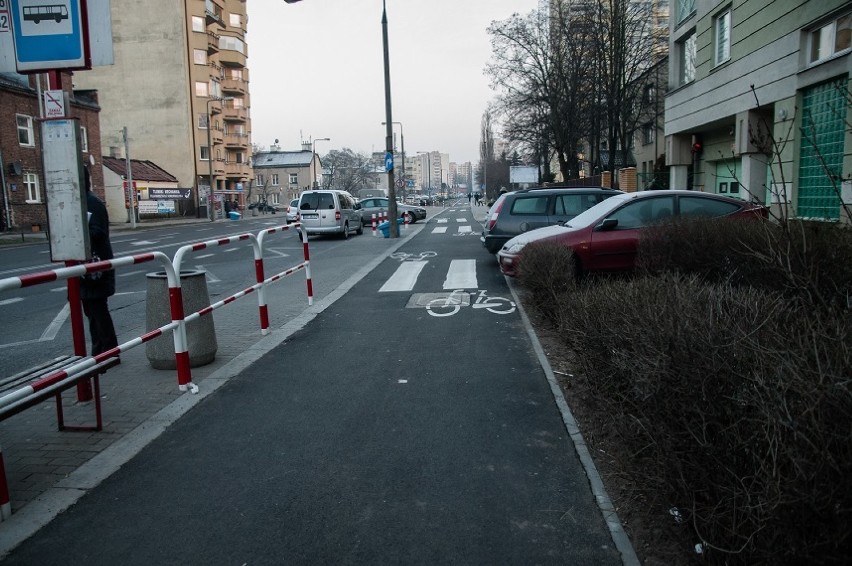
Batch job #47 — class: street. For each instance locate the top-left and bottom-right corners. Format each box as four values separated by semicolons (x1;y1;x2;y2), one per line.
0;201;631;564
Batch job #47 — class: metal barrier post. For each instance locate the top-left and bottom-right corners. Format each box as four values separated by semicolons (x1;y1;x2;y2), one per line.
301;223;313;305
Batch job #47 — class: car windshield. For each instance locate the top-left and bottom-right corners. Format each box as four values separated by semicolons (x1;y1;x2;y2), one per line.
565;193;632;227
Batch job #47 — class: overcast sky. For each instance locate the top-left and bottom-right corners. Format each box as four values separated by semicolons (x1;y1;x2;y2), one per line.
246;0;541;165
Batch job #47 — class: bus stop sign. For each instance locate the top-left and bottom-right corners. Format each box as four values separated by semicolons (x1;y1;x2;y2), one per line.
10;0;86;71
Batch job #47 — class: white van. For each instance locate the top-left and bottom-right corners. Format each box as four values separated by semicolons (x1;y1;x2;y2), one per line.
296;190;363;239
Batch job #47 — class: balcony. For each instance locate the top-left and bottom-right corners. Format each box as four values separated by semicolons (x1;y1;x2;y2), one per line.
205;0;225;27
221;77;246;95
224;161;250;177
210;157;226;176
222;106;248;121
209;127;224;145
224;132;248;149
206;31;220;54
218;48;246;67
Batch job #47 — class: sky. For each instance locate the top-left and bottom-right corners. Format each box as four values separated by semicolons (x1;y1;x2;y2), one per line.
246;0;541;165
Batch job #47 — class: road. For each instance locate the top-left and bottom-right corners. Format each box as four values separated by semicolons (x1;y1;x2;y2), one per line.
0;201;634;564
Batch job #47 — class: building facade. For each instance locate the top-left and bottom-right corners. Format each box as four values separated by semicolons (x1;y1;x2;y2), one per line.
252;147;320;206
0;72;104;232
666;0;851;221
73;0;252;218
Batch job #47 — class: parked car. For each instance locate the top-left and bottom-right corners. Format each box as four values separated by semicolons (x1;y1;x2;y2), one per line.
358;197;427;225
497;190;768;278
248;201;281;214
296;190;363;239
481;187;623;253
286;198;299;223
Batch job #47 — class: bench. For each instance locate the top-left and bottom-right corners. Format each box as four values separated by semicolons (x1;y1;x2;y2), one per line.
0;354;120;521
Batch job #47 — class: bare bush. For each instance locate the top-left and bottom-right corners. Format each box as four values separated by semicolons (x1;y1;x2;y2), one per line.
516;241;578;322
542;273;851;564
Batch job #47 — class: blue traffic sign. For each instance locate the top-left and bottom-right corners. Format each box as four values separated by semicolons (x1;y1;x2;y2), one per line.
10;0;85;71
385;151;394;172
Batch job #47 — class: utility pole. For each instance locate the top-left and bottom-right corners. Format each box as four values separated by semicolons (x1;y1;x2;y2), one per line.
123;126;136;229
382;0;398;237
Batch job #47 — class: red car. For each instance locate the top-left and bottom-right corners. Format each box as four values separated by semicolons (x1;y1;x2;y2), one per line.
497;190;768;277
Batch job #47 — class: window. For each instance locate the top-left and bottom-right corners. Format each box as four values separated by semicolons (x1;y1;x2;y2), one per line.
510;196;549;215
256;174;264;185
808;13;851;64
232;97;244;108
678;32;696;85
193;49;207;65
289;173;298;185
715;9;731;65
195;81;208;97
680;196;740;218
192;16;204;32
643;84;656;105
642;123;655;145
210;80;221;99
229;69;243;80
80;126;88;152
271;174;279;185
677;0;695;25
608;197;675;228
200;146;210;160
17;114;34;146
229;13;241;28
218;35;244;54
24;172;40;202
198;113;209;129
554;194;601;217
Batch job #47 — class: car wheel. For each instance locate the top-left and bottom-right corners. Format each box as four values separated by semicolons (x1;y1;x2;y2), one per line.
341;223;350;240
356;222;364;235
406;211;416;224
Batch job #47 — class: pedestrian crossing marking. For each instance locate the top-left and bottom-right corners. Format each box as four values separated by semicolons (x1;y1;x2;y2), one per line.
443;259;477;289
432;227;448;234
437;218;448;223
458;226;472;233
456;218;466;222
380;260;428;292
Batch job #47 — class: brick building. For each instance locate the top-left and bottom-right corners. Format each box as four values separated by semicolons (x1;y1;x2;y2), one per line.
0;72;104;232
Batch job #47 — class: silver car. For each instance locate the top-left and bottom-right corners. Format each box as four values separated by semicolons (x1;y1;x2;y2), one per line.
297;190;364;239
286;198;299;223
358;197;427;225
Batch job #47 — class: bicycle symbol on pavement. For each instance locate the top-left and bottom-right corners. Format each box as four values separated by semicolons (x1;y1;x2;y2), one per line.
425;289;516;317
390;251;437;262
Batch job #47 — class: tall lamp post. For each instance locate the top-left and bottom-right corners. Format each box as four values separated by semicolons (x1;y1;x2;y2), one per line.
382;121;404;198
206;96;233;222
311;137;330;190
381;0;398;237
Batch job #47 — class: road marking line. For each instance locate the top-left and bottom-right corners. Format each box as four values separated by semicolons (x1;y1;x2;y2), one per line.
437;218;448;223
456;218;466;222
379;261;427;292
40;303;69;341
458;226;472;233
196;253;215;259
0;297;23;306
443;259;477;289
197;265;221;282
432;227;447;234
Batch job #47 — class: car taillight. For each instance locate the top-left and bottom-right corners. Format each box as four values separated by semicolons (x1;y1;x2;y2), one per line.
486;200;504;231
335;210;341;220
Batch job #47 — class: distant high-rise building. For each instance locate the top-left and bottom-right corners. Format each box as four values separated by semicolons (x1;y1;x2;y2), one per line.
74;0;252;216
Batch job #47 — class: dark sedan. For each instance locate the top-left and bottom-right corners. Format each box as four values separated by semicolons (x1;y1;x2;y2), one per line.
358;197;427;225
497;190;768;278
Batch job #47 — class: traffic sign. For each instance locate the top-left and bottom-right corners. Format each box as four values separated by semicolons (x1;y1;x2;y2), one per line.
10;0;86;71
385;151;394;172
44;89;65;117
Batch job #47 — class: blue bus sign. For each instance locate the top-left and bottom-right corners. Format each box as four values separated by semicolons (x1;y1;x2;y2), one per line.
10;0;86;71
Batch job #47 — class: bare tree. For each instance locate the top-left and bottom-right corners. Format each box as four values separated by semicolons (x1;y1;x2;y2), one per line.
589;0;664;174
323;148;376;194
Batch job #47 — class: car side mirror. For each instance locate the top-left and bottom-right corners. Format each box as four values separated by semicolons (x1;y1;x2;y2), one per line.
354;203;362;210
597;218;618;231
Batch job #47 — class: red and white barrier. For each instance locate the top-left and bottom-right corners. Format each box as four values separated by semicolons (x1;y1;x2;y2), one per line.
372;213;377;236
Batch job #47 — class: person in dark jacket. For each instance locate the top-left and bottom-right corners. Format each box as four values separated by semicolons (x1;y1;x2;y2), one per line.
81;167;118;357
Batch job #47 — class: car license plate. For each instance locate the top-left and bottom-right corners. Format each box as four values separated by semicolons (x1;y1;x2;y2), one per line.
302;213;318;219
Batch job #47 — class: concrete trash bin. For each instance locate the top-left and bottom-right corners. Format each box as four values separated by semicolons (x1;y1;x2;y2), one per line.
145;270;217;369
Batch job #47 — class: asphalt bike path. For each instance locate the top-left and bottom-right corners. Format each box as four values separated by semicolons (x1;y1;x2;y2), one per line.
3;204;625;565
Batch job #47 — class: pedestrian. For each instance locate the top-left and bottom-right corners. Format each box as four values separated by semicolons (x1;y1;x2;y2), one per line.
81;166;118;358
467;192;472;204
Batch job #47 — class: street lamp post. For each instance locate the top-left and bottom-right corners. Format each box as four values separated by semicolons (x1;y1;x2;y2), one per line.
381;0;398;237
311;137;330;190
206;96;233;222
382;121;404;198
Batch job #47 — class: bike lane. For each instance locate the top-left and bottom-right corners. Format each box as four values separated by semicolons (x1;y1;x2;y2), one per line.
3;206;629;564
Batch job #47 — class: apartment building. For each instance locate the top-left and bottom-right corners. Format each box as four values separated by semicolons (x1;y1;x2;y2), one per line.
666;0;851;221
73;0;252;218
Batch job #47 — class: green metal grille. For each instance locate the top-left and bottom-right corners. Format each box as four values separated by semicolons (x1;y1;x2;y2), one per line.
797;79;848;220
